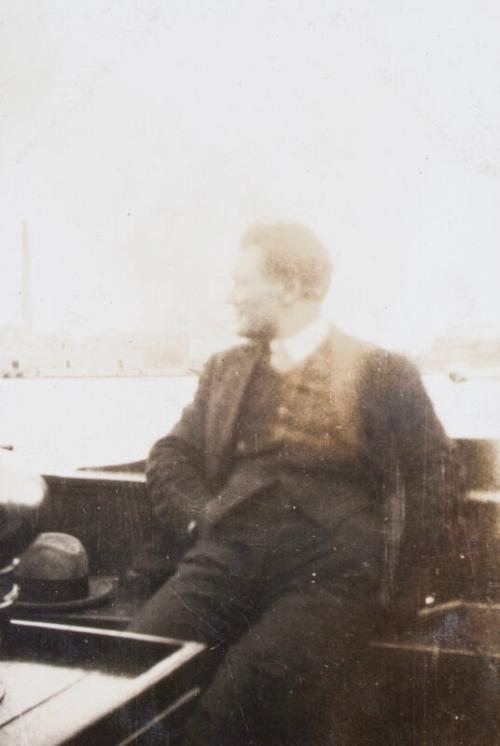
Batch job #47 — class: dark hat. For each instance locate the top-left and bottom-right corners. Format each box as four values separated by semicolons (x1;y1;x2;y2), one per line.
13;532;114;611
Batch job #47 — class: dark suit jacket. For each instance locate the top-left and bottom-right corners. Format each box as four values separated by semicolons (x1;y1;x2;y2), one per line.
145;327;463;613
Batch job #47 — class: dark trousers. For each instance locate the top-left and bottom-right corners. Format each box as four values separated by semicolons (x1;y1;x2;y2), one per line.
129;497;382;745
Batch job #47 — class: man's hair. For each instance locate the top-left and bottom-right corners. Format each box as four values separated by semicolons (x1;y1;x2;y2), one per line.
240;221;332;301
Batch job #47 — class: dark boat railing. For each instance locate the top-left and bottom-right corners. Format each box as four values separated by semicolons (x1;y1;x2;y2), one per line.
32;436;500;598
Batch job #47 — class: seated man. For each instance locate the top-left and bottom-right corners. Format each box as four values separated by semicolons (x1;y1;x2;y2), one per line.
130;222;459;745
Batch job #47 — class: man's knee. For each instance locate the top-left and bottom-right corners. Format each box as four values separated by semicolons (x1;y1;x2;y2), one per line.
129;541;256;643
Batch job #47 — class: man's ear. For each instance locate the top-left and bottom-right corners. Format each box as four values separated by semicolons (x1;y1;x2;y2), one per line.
280;278;303;306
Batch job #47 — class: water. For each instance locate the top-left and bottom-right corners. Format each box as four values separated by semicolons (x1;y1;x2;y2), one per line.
0;376;197;471
424;374;500;441
1;373;500;473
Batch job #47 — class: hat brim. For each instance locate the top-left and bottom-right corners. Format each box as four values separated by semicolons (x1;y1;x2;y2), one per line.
13;576;115;612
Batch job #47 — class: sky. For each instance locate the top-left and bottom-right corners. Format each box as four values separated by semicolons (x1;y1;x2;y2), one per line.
1;0;500;353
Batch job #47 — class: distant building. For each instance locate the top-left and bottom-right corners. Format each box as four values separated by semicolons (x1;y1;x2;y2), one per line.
0;326;195;377
417;336;500;374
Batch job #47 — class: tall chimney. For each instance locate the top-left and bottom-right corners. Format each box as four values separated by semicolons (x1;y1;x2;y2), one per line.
21;221;33;332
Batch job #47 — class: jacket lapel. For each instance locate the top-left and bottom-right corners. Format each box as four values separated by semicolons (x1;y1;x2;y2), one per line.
204;343;263;485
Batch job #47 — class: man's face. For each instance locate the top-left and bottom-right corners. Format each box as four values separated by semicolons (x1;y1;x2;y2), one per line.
230;246;285;340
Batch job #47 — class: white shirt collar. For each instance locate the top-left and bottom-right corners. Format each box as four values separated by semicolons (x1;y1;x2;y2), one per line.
270;315;330;370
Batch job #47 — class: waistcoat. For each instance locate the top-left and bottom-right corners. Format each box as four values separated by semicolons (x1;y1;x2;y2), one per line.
207;338;378;526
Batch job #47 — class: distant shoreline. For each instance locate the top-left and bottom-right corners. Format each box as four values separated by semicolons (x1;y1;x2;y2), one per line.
1;370;199;380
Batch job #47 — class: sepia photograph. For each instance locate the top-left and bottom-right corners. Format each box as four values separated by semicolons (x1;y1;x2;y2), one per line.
1;1;500;743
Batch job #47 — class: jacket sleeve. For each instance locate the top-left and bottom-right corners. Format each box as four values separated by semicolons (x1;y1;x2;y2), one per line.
361;353;464;611
386;356;451;515
146;355;218;538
